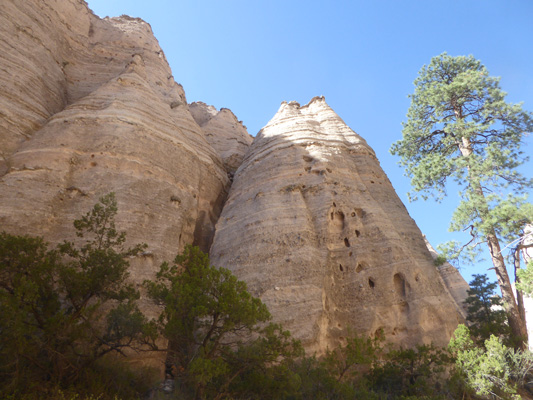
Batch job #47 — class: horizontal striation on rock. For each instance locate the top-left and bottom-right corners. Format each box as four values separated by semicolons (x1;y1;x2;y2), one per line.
425;238;469;319
0;0;187;175
210;96;467;353
0;0;243;333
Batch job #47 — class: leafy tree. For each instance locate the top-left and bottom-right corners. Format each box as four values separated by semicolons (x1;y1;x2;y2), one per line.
57;193;153;360
324;334;383;383
0;233;64;391
145;245;302;399
449;324;533;399
390;52;533;348
369;344;450;398
464;274;510;346
517;261;533;296
289;335;383;400
0;193;154;396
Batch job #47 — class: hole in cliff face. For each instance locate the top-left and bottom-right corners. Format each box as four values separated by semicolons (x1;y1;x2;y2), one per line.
339;264;344;272
353;208;364;218
394;273;408;299
374;327;384;340
344;238;350;247
368;278;375;288
355;230;360;237
303;155;314;162
333;202;336;207
356;263;364;273
332;211;345;230
349;251;353;257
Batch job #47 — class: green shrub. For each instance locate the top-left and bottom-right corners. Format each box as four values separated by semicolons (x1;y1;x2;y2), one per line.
449;324;533;399
0;193;155;398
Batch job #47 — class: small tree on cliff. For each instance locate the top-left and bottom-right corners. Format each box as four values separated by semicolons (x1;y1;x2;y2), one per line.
145;245;302;399
390;53;533;348
0;193;154;394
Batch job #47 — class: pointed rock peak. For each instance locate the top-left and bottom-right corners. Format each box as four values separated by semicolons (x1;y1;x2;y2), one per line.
303;95;327;107
106;14;154;35
189;102;244;128
189;102;219;126
188;102;252;174
262;96;370;152
279;95;326;110
272;96;334;121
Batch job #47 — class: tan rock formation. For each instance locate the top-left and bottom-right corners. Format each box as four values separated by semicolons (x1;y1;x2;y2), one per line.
0;0;234;327
210;97;467;353
1;0;468;361
425;238;469;319
189;102;253;174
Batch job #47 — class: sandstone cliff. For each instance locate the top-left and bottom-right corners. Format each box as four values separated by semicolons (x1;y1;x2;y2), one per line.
210;97;467;353
189;102;253;174
0;0;251;326
425;238;470;319
0;0;469;358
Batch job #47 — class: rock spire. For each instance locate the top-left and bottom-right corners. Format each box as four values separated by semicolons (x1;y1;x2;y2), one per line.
210;96;467;352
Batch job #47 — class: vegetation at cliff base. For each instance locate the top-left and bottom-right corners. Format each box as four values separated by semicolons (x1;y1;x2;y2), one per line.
2;195;533;399
145;244;302;400
464;274;510;346
0;194;157;398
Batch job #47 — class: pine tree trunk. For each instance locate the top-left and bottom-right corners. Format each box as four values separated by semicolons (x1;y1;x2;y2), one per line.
514;247;527;325
486;232;528;349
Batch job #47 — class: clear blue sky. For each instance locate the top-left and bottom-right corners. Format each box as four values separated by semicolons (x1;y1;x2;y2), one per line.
87;0;533;284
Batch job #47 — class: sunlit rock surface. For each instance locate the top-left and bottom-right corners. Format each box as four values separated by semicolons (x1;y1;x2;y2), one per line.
210;97;467;353
0;0;238;335
1;0;470;361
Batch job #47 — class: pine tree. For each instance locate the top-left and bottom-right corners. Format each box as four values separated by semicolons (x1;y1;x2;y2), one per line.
391;53;533;348
464;274;510;346
146;245;301;399
0;193;154;394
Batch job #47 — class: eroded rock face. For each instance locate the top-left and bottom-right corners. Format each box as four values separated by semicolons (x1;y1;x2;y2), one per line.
425;238;469;319
0;0;234;326
210;97;467;353
2;0;468;360
189;102;253;174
